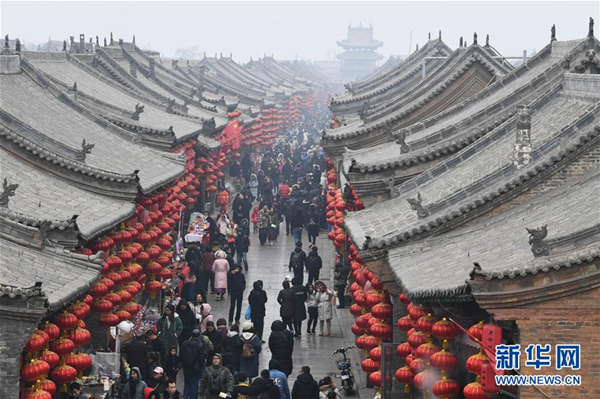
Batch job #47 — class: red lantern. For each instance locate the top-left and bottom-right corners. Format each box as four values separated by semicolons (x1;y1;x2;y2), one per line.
365;291;386;308
146;280;162;294
416;314;436;334
432;317;460;341
123;282;140;297
396;342;412;359
49;337;74;356
137;251;151;264
430;349;458;371
395;365;414;393
370;322;393;340
24;389;52;399
123;301;141;315
115;309;132;322
369;346;382;362
468;321;484;343
414;371;427;390
21;359;50;382
145;261;162;275
49;364;77;384
105;292;122;307
397;316;414;332
92;298;114;313
39;379;57;395
463;381;486;399
432;378;460;399
409;357;426;375
351;324;365;336
349;304;363;317
66;353;92;376
354;291;367;308
98;312;120;327
356;335;379;351
399;293;411;306
408;303;428;321
368;370;383;387
416;342;440;361
89;282;108;298
24;331;48;353
40;349;60;368
371;303;393;320
408;330;429;348
355;313;372;329
43;322;60;341
466;352;488;375
68;328;92;347
361;358;380;374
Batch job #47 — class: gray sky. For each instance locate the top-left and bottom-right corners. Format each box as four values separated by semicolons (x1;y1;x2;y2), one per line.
1;1;598;61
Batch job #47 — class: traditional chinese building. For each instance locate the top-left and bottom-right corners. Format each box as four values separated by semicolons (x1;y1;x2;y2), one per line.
337;24;384;81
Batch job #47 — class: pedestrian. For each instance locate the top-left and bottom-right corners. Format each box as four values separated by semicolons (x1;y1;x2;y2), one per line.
269;360;291;399
234;228;250;271
315;281;333;337
199;303;214;334
291;366;319;399
290;208;305;245
212;250;230;301
288;242;307;285
305;247;322;285
163;346;180;383
120;367;147;399
156;304;183;354
146;366;168;395
251;206;259;234
248;280;268;341
233;204;245;225
268;320;294;376
305;284;318;334
146;352;162;384
232;372;262;398
248;174;259;200
280;181;291;199
239;321;262;378
159;380;181;399
242;155;253;183
228;265;246;325
283;198;295;236
125;334;149;379
176;299;197;348
258;205;270;245
222;324;242;373
198;354;234;399
268;204;280;245
201;248;216;294
182;274;206;304
190;293;205;323
277;280;295;332
333;262;348;309
203;321;223;364
306;206;319;246
179;329;207;399
67;382;89;399
251;369;282;399
318;376;341;399
291;276;307;337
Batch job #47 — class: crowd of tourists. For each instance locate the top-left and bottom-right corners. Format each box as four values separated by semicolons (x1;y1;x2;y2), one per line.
114;108;350;399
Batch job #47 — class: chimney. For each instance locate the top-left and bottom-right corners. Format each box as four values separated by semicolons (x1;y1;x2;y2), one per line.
148;58;155;78
514;105;532;169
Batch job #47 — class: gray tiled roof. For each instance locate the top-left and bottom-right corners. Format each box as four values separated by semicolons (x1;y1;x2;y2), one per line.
387;167;600;299
0;71;185;193
0;237;102;311
0;147;135;239
344;83;600;250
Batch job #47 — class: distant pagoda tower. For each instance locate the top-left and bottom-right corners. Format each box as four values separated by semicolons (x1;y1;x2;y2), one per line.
337;23;383;81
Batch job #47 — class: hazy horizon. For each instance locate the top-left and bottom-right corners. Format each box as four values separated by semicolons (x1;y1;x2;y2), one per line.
1;1;598;62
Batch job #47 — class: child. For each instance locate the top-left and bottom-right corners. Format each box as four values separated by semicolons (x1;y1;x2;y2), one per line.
164;346;180;382
251;206;259;234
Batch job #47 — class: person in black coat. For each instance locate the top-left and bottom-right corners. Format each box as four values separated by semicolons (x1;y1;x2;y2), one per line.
227;265;246;324
145;330;167;368
291;366;319;399
234;229;250;271
241;153;252;182
203;321;223;364
176;299;197;348
291;276;307;337
305;247;322;286
268;320;294;377
289;242;307;285
306;207;319;246
181;275;206;304
124;335;148;380
248;280;268;341
252;369;282;399
277;281;295;332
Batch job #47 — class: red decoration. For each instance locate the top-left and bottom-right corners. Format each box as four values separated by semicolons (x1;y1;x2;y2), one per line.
365;290;386;308
351;324;365;336
432;317;460;341
463;381;486;399
370;322;393;340
416;342;440;361
430;349;458;371
397;316;414;332
24;389;52;399
115;309;132;322
409;357;426;375
407;303;428;321
416;314;436;334
432;378;460;398
396;342;412;359
43;322;60;341
89;282;108;298
24;331;47;353
123;301;141;315
371;303;393;320
368;370;383;387
355;313;372;329
98;312;120;327
49;337;74;356
408;330;429;348
369;346;382;362
395;365;415;393
21;359;50;382
146;280;162;294
66;353;92;375
361;358;380;374
92;298;114;313
40;349;60;368
356;334;379;351
468;321;485;342
104;292;122;307
39;379;56;395
349;303;363;317
399;293;411;306
49;364;77;384
68;328;92;347
466;352;488;375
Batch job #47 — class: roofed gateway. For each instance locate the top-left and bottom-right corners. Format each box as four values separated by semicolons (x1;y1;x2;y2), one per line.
337;24;384;81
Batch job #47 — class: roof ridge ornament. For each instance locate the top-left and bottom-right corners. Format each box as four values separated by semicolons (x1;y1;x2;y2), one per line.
0;178;19;208
589;17;595;37
110;32;114;45
551;24;557;42
104;37;107;47
383;177;400;199
75;139;95;162
15;38;21;53
395;131;410;154
485;34;490;47
96;36;99;46
526;225;550;257
62;40;67;52
428;32;431;40
439;30;442;40
473;32;478;45
459;37;463;47
407;192;429;218
131;103;144;121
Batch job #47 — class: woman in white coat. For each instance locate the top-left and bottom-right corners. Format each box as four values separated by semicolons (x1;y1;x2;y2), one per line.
315;280;334;336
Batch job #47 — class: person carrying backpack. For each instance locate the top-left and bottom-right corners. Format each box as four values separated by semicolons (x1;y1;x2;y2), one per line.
199;354;234;399
288;242;307;285
180;329;210;399
232;372;262;399
306;206;319;246
305;247;322;286
268;320;294;377
238;321;262;378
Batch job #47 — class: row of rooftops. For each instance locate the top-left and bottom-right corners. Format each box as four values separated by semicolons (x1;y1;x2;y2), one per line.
324;20;600;302
0;33;334;315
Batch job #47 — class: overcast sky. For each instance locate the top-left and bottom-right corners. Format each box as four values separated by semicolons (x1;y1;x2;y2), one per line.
1;1;598;62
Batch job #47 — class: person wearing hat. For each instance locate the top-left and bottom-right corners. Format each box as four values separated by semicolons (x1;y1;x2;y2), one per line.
121;367;147;399
318;376;340;399
180;329;211;399
239;321;262;378
67;382;88;399
199;353;234;399
147;366;168;395
305;247;322;286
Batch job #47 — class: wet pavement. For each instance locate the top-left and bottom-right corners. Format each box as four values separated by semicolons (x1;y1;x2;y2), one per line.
178;223;371;398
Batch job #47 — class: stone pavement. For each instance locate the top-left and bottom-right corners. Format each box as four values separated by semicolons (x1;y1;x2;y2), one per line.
179;225;372;398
